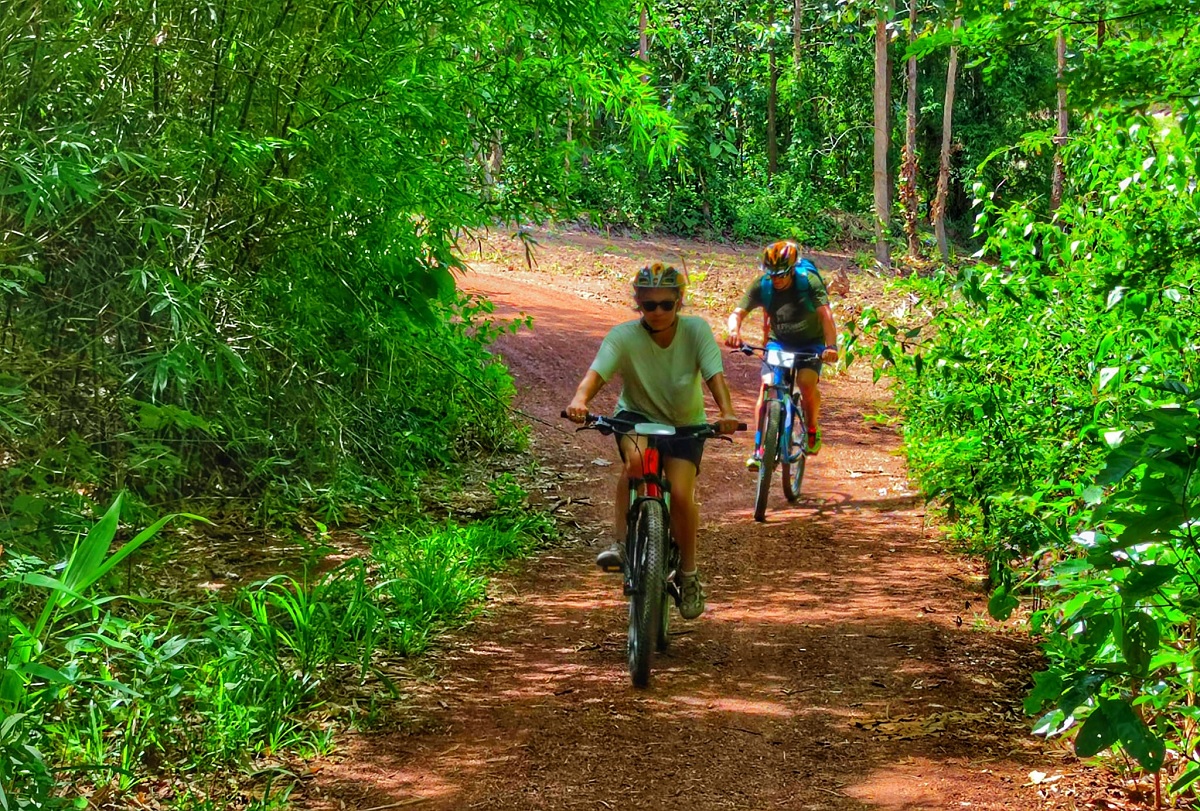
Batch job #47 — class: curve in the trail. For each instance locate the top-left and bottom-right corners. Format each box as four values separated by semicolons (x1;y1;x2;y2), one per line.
303;252;1081;811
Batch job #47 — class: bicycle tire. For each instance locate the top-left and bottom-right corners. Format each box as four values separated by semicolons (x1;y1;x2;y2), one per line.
657;543;680;653
629;499;667;687
753;400;783;522
783;393;808;502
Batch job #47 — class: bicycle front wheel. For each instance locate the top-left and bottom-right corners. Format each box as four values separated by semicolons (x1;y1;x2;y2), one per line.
754;400;783;522
657;544;680;653
783;393;808;503
628;499;667;687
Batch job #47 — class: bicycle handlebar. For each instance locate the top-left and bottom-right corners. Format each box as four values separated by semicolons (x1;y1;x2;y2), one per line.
732;342;822;361
559;411;746;438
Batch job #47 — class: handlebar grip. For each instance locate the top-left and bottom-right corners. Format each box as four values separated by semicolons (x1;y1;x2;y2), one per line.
560;410;570;419
737;422;748;431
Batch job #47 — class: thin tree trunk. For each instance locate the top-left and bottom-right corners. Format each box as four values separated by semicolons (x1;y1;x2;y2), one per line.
901;0;920;258
564;112;572;175
793;0;805;123
639;5;648;63
934;17;961;263
1050;30;1067;214
490;129;503;180
767;9;779;178
873;4;892;270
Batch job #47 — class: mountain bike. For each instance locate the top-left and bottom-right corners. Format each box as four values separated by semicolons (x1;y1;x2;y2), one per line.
736;343;821;521
562;411;744;687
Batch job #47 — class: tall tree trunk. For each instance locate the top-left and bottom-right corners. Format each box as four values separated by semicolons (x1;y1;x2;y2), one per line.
767;9;779;178
489;130;503;181
934;17;961;263
564;112;573;175
873;4;892;270
1050;30;1067;213
793;0;804;117
901;0;920;258
639;5;648;63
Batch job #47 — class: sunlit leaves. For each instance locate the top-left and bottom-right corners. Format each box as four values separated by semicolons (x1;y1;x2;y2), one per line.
850;4;1200;779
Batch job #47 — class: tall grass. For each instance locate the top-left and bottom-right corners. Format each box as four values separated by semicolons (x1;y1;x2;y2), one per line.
0;476;553;808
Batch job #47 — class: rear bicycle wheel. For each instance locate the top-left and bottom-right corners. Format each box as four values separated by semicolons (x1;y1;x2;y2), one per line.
753;400;783;522
783;394;808;502
629;500;667;687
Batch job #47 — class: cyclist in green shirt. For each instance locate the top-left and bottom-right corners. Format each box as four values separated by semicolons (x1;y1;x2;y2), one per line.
566;263;740;620
725;241;839;468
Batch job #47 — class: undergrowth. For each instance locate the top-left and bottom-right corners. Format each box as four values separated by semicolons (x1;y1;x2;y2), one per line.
850;108;1200;793
0;474;554;809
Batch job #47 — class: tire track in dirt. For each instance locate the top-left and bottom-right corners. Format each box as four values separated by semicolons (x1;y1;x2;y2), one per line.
302;235;1088;811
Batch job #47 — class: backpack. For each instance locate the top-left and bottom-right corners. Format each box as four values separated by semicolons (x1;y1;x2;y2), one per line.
760;257;822;311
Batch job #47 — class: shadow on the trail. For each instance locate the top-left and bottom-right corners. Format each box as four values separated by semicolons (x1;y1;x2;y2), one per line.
309;511;1042;811
311;272;1047;811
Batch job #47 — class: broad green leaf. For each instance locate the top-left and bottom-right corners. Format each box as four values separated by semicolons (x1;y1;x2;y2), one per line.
1121;612;1160;675
1121;565;1177;599
1104;699;1165;771
1074;703;1118;757
1098;441;1147;486
1032;708;1070;737
988;585;1018;621
1025;670;1063;715
1059;671;1109;716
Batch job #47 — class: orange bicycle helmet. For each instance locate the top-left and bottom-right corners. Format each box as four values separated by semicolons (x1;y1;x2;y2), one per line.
761;241;799;277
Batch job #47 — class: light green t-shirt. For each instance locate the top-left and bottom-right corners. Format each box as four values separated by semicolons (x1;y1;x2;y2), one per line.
589;315;725;426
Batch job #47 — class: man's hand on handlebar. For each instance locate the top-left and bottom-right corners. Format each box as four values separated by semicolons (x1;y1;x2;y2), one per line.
723;330;742;349
564;397;589;424
716;413;741;435
821;347;839;363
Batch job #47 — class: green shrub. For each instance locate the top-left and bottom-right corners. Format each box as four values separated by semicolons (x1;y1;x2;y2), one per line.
852;107;1200;782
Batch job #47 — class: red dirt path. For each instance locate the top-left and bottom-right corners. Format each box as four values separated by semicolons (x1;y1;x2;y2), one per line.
301;231;1115;811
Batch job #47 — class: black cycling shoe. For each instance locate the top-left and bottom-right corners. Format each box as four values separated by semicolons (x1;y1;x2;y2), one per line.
595;541;626;573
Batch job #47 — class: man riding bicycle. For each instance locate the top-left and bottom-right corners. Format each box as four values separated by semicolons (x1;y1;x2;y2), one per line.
565;263;740;620
724;241;839;469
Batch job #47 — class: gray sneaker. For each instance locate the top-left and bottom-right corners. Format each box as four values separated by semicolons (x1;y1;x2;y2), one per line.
595;541;626;573
679;571;707;619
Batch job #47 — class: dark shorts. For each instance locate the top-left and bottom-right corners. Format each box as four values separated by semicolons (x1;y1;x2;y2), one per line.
612;410;706;473
761;341;824;378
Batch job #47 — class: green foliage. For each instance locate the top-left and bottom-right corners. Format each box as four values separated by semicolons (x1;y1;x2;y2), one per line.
1;486;553;806
566;0;1060;243
0;0;677;546
852;49;1200;783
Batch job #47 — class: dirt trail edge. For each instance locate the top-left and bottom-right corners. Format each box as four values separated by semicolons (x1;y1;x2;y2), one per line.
303;233;1095;811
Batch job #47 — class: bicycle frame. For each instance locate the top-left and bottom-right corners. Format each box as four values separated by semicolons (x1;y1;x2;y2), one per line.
563;412;742;686
612;429;675;597
759;342;807;466
736;343;819;518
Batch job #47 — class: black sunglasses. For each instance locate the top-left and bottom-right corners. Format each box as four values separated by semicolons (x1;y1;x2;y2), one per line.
639;299;678;312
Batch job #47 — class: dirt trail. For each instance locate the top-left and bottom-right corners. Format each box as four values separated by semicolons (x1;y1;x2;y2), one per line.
303;232;1097;810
